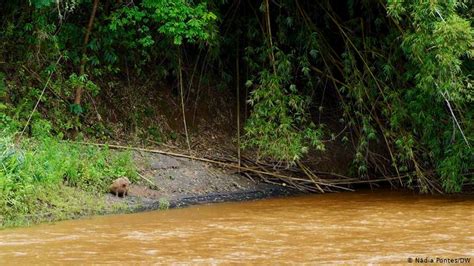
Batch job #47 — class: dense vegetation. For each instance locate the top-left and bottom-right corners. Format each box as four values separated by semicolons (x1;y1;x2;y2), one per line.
0;128;137;226
0;0;472;224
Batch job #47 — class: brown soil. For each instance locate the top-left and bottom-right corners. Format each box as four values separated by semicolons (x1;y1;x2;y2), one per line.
134;152;258;199
98;78;353;209
105;151;296;210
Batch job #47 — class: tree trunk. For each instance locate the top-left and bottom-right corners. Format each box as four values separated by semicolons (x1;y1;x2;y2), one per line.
73;0;99;106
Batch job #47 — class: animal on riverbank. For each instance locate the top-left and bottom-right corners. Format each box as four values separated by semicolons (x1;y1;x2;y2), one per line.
109;177;131;197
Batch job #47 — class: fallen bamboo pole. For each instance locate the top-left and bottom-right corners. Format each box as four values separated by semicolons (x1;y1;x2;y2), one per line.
297;160;325;193
137;172;158;188
67;141;404;191
68;141;333;187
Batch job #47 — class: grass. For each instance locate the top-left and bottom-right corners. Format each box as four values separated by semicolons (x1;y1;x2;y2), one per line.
0;129;138;228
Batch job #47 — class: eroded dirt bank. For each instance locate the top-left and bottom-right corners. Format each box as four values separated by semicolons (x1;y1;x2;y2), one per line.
105;151;298;212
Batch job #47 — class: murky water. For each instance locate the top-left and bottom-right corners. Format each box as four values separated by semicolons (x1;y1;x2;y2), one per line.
0;190;472;264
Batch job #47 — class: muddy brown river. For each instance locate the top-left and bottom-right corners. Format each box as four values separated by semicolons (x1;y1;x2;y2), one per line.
0;190;472;264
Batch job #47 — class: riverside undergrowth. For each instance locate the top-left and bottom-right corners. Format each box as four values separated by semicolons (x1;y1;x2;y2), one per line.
0;122;137;227
1;0;472;194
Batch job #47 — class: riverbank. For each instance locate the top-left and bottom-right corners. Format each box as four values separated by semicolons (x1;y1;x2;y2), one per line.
105;151;299;212
0;134;298;228
1;134;470;228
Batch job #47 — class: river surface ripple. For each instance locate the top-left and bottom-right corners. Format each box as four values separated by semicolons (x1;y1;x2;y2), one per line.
0;190;472;264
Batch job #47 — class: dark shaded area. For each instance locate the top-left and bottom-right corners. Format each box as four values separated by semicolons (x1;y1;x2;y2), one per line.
130;184;300;212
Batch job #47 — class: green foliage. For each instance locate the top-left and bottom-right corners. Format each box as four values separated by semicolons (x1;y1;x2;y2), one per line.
1;0;218;132
158;198;170;210
1;0;473;194
143;0;217;45
0;124;137;226
241;8;326;162
244;67;324;161
30;0;56;8
386;0;474;192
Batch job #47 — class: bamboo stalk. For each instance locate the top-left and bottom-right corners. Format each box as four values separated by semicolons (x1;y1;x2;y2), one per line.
178;50;192;154
236;50;241;171
67;141;407;192
69;141;332;187
297;161;325;193
137;172;158;188
19;56;63;139
264;0;277;74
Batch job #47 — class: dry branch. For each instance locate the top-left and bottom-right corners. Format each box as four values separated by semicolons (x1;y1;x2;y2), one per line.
69;141;410;193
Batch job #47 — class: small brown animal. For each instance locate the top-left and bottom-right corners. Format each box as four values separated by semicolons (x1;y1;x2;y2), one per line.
109;177;131;197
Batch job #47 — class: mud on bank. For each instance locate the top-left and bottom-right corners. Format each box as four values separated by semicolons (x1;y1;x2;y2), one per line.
105;151;299;213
